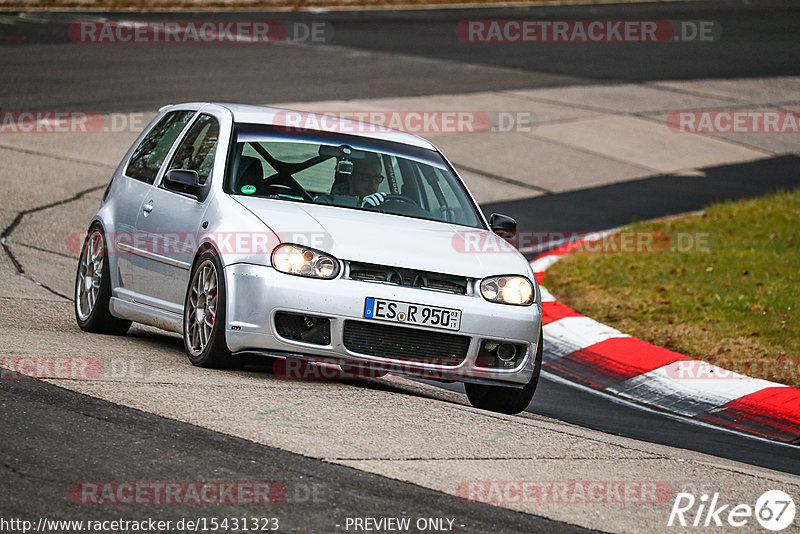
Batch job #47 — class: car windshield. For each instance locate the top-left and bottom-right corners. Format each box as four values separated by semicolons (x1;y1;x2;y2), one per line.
225;126;484;229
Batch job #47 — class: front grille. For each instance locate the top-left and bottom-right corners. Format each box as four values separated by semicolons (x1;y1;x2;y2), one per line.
348;261;469;295
343;320;470;366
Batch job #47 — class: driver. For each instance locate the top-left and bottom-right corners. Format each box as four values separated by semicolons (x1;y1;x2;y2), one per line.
333;153;387;208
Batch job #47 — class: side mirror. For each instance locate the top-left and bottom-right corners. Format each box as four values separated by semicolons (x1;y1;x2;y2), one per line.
163;169;206;200
489;213;517;239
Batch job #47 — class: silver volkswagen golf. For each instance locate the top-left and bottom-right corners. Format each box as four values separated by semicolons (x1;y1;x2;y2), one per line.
75;103;543;414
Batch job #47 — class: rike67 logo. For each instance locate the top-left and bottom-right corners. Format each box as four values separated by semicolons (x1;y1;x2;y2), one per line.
668;490;796;531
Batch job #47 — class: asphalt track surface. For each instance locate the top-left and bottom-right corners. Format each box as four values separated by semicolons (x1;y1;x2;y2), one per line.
1;376;593;533
484;155;800;236
1;0;799;112
1;1;799;530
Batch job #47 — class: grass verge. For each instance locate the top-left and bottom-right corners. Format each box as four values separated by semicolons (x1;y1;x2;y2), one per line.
545;188;800;387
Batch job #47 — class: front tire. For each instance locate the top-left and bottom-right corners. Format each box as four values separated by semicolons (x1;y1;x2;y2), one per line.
183;251;232;368
74;224;131;335
465;330;543;414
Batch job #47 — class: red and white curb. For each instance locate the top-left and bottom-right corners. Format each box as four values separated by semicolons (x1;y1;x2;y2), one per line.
531;236;800;445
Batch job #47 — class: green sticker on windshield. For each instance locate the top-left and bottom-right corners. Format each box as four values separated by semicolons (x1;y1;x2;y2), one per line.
240;184;256;195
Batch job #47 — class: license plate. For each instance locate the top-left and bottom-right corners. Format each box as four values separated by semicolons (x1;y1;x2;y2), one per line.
363;297;462;331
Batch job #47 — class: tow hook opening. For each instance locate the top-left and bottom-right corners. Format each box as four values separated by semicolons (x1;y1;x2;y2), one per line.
475;340;526;369
274;312;331;345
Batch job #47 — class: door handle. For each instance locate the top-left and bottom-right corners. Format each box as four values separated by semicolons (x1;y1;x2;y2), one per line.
143;202;154;214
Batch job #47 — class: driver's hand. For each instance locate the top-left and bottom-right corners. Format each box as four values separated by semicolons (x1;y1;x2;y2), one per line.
361;192;387;208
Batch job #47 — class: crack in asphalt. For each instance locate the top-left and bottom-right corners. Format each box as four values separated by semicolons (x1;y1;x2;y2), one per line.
1;183;107;300
0;143;117;169
0;460;63;484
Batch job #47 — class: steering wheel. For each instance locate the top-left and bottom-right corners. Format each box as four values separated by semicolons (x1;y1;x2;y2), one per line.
263;174;315;203
381;194;420;208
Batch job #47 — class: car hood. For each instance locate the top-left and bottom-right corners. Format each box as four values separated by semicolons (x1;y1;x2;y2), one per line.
232;197;532;279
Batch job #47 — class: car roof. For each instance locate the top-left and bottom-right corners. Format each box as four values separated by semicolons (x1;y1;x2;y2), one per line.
183;102;439;151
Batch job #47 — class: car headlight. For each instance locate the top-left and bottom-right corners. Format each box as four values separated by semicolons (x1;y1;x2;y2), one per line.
271;244;340;279
480;275;534;306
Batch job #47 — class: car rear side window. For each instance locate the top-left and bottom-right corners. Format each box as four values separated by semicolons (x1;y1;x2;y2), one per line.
125;111;194;184
165;114;220;186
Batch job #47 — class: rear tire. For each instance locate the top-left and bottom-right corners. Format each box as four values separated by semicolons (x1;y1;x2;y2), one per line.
74;224;131;335
183;250;232;368
465;330;543;414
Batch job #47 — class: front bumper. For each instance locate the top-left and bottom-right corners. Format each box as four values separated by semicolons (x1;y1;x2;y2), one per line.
224;263;541;387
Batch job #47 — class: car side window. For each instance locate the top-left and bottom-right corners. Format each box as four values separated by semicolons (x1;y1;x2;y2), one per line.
165;114;220;186
294;157;335;194
125;111;194;185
